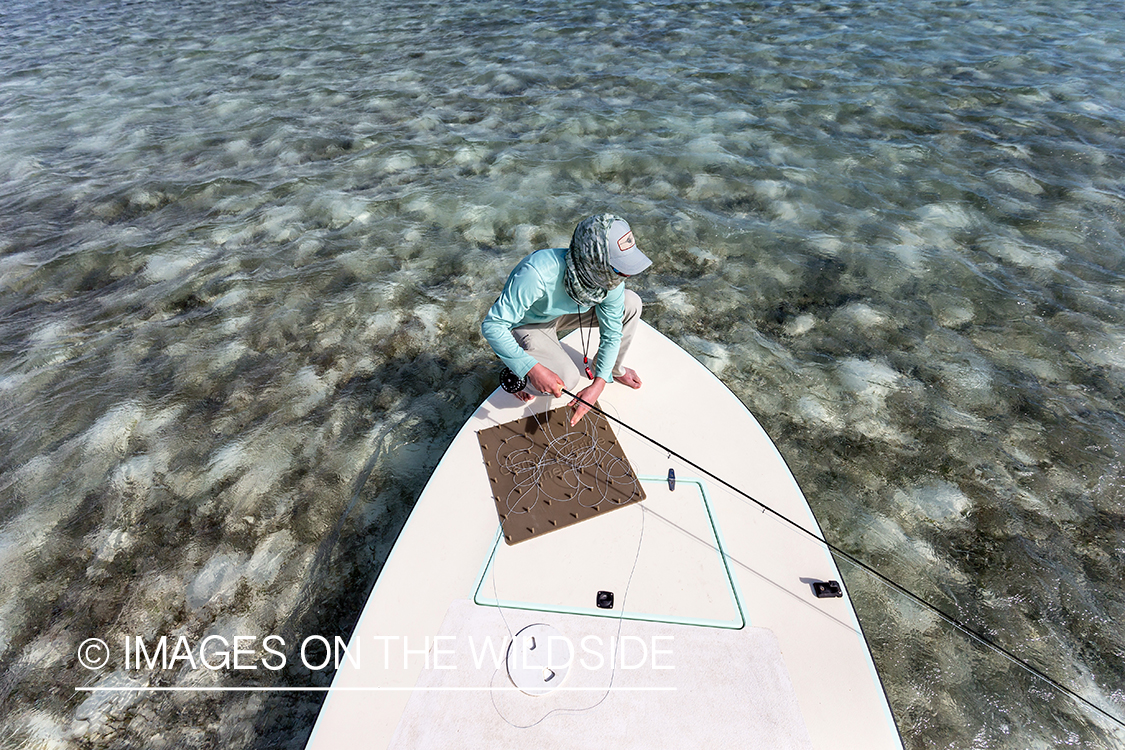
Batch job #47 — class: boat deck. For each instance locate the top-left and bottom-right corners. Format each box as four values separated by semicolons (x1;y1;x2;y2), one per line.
306;321;903;749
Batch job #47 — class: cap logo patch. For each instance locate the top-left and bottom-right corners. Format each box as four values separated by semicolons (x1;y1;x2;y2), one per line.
617;231;636;252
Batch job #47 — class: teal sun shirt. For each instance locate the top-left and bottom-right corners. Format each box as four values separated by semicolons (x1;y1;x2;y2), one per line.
481;247;625;382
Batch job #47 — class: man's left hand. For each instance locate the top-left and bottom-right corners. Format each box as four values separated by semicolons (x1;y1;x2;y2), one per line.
569;378;606;426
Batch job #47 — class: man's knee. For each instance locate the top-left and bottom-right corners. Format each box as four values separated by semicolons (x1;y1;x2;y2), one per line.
559;360;585;393
623;289;642;323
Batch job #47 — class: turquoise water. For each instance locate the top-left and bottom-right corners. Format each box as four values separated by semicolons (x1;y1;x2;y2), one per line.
1;0;1123;747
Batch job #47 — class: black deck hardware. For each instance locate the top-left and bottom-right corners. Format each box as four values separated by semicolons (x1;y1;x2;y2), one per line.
596;590;614;609
813;580;843;598
667;468;676;491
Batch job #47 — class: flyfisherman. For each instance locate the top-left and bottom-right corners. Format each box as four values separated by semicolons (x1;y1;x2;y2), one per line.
481;214;652;426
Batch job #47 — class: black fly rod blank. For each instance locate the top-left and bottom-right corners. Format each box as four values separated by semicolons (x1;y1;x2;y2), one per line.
562;388;1125;732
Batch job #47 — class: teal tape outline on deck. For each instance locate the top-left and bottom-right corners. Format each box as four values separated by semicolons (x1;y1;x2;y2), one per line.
472;477;746;630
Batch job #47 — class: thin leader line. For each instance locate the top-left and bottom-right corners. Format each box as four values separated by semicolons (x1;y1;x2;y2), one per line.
562;388;1125;731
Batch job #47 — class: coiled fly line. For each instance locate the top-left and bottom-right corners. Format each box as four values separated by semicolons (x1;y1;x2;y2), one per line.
494;406;643;518
484;405;646;728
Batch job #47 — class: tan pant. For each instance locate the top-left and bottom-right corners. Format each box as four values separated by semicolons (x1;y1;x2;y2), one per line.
511;289;642;392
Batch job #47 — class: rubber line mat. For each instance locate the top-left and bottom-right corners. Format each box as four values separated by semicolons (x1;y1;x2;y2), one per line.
476;404;645;544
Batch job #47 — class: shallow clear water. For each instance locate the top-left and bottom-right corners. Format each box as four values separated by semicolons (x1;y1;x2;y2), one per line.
1;0;1123;747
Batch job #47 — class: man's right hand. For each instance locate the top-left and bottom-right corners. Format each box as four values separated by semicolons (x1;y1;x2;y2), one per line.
526;363;564;398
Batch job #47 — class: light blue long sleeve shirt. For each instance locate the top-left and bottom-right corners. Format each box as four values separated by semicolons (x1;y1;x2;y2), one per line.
481;247;624;382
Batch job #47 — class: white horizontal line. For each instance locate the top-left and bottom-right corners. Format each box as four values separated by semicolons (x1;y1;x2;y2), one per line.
75;686;677;693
